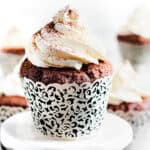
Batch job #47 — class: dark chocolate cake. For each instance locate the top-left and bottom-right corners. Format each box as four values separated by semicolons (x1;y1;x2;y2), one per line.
2;48;25;55
117;34;150;45
20;59;112;85
108;97;150;112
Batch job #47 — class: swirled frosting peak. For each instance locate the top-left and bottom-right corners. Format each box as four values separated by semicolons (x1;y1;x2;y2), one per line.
109;61;150;105
120;2;150;38
26;6;106;70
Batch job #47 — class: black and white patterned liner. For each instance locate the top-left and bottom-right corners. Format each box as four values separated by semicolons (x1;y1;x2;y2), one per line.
0;106;26;123
108;109;150;136
23;75;112;139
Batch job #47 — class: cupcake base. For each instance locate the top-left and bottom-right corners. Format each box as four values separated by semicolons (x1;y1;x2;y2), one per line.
22;75;112;139
0;95;28;123
20;59;112;139
108;97;150;135
0;106;27;123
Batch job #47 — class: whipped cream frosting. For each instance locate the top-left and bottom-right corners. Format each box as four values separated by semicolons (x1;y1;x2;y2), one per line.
2;26;27;49
26;6;106;70
0;53;23;77
0;58;25;96
120;2;150;38
109;61;150;105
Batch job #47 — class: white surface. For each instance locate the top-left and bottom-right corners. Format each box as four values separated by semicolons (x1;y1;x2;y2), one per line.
1;111;133;150
128;121;150;150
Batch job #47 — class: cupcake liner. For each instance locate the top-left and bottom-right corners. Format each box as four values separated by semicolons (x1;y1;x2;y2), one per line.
0;106;27;123
22;75;112;139
108;109;150;136
118;42;150;68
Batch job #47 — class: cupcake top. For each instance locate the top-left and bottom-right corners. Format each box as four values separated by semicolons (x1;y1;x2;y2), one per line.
1;26;26;54
109;61;150;105
26;6;106;70
119;2;150;38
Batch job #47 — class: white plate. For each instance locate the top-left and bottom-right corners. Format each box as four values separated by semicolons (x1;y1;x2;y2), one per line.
1;111;133;150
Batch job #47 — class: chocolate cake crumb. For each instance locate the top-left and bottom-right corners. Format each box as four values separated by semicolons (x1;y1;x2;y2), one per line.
20;59;112;85
1;48;25;55
117;34;150;45
108;97;150;112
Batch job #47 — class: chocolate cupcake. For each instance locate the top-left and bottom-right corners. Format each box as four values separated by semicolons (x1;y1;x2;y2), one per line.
117;3;150;70
0;26;25;77
108;61;150;134
20;6;112;139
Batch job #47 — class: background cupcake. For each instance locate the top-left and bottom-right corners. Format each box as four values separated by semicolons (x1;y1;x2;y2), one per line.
0;26;25;77
0;26;28;123
117;2;150;70
20;6;112;139
108;61;150;134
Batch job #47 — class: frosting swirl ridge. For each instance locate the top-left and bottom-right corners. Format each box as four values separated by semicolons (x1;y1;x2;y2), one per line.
26;6;106;70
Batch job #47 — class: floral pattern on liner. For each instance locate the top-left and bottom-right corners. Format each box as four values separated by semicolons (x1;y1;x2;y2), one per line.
0;106;26;123
23;76;112;139
108;109;150;135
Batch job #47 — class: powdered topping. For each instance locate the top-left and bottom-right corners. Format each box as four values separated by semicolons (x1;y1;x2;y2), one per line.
26;6;106;70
